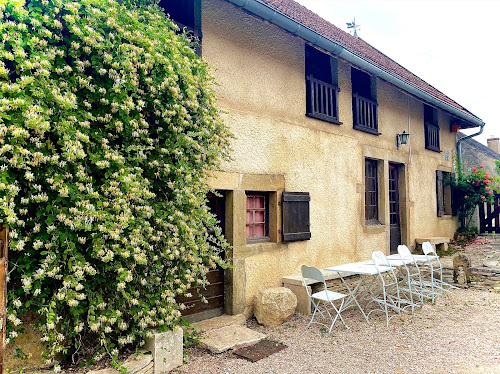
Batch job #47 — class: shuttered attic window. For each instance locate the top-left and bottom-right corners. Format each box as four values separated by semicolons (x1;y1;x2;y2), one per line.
282;192;311;242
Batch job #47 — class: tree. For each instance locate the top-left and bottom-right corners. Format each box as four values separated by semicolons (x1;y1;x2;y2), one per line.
0;0;231;366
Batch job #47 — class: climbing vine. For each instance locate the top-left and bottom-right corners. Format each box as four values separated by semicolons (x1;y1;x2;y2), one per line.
0;0;231;367
453;165;495;229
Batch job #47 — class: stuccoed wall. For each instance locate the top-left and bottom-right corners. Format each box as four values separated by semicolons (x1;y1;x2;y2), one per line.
460;137;500;175
203;0;459;314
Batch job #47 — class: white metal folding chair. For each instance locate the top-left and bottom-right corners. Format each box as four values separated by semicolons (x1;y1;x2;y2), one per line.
367;251;411;326
421;241;458;300
301;265;348;333
397;244;434;306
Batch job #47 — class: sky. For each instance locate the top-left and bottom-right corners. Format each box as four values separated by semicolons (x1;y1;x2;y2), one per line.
294;0;499;145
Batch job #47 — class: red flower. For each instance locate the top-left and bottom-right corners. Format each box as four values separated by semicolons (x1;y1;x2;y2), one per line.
485;173;490;178
481;196;486;200
484;180;489;184
473;168;477;172
480;165;484;169
489;191;493;194
464;195;468;199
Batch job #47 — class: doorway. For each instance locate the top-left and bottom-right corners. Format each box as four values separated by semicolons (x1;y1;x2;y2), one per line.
178;192;226;322
389;164;401;254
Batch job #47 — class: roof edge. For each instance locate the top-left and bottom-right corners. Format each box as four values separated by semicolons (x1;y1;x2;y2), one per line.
224;0;484;128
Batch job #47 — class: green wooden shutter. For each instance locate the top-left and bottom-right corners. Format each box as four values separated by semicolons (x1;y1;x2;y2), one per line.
282;192;311;242
436;170;445;217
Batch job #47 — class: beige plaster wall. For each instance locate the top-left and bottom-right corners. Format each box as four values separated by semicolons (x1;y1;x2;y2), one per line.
202;0;460;314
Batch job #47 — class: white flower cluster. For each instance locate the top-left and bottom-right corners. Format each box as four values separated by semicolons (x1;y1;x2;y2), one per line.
1;0;231;365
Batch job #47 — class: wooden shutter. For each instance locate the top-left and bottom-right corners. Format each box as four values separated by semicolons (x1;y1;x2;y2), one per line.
282;192;311;242
436;170;445;217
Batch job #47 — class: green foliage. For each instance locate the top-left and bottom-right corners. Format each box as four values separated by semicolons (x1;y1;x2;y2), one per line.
456;225;478;235
180;318;203;363
0;0;231;367
453;165;495;229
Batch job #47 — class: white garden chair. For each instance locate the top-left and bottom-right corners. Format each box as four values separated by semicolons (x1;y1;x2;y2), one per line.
367;251;411;326
421;241;458;300
301;265;348;333
397;244;434;306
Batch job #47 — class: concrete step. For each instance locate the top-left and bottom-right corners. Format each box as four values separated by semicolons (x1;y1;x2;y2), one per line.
192;313;246;332
198;324;266;354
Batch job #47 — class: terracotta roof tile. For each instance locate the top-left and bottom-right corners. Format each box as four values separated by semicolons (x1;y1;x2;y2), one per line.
256;0;479;121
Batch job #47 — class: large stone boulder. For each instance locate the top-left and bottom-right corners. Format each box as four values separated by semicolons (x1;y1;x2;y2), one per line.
254;287;297;327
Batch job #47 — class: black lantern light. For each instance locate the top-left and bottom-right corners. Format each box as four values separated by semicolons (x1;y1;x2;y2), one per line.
396;131;410;149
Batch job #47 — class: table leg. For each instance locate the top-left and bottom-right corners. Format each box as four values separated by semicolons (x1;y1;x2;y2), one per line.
337;273;370;323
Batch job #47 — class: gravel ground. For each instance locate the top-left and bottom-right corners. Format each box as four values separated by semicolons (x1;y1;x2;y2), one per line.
174;289;500;374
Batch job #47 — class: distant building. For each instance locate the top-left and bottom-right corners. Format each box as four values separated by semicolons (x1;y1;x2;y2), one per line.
458;133;500;174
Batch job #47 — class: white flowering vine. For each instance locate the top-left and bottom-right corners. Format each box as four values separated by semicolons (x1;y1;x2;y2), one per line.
0;0;231;367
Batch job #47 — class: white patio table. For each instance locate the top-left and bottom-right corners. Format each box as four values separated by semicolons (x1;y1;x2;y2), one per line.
326;256;416;323
386;253;438;263
325;261;391;323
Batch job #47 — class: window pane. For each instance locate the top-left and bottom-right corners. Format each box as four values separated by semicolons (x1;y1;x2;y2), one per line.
254;211;265;223
254;196;265;209
246;196;253;209
246;225;252;238
246;211;253;224
254;224;265;237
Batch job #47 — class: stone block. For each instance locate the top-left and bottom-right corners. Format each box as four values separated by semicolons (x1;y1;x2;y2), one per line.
283;283;312;315
144;327;183;374
254;287;297;327
5;320;49;372
453;254;471;284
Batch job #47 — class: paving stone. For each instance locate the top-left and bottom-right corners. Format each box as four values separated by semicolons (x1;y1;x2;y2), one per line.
483;260;500;268
122;350;153;374
198;324;266;354
87;350;152;374
440;234;500;290
88;369;118;374
135;362;153;374
192;313;246;332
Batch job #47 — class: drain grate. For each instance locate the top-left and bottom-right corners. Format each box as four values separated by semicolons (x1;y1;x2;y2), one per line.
233;339;287;362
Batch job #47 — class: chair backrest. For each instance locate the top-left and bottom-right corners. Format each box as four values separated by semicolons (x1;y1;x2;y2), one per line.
397;244;412;260
372;251;389;266
422;241;435;255
301;265;325;284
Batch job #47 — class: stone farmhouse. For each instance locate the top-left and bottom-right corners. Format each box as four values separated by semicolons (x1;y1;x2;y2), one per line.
161;0;485;320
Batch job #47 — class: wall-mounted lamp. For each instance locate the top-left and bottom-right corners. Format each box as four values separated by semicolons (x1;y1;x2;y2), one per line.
396;131;410;149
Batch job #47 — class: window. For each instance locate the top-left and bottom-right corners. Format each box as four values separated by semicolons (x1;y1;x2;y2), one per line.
159;0;202;55
436;171;456;216
365;159;379;223
246;192;269;240
352;68;379;135
282;192;311;242
305;45;340;124
425;105;440;152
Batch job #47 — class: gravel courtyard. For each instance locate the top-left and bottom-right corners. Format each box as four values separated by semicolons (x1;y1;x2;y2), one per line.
175;278;500;373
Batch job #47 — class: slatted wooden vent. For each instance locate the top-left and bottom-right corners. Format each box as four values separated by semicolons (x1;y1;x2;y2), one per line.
282;192;311;242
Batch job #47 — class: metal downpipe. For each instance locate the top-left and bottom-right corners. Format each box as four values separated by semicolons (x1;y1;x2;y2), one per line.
456;124;485;177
